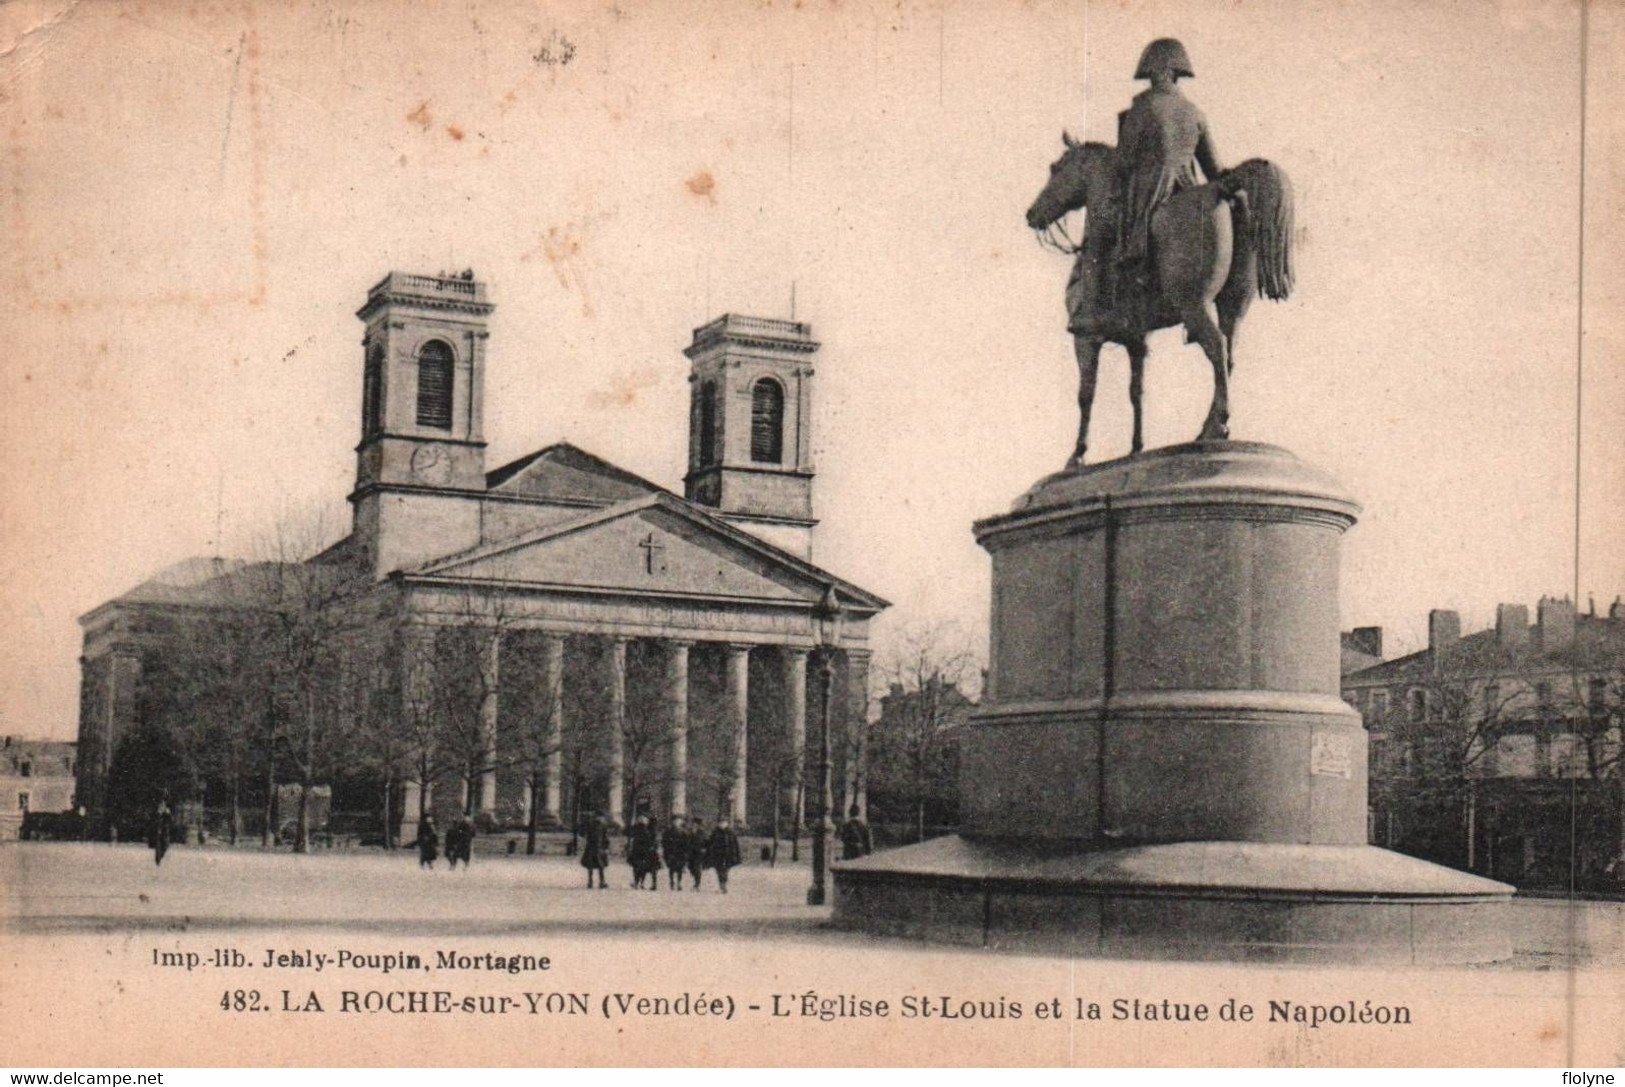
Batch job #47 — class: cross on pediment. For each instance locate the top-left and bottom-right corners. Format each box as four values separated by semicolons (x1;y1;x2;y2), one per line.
637;532;667;575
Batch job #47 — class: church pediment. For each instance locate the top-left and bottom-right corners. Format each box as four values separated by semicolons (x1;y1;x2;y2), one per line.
410;494;885;612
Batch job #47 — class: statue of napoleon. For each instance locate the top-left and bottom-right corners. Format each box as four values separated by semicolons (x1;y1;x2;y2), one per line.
1026;38;1295;467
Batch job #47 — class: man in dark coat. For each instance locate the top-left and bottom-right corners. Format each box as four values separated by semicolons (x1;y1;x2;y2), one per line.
579;812;610;889
446;816;475;870
149;797;173;867
685;818;707;891
626;814;661;890
705;818;743;893
662;815;690;890
417;816;439;870
839;804;873;861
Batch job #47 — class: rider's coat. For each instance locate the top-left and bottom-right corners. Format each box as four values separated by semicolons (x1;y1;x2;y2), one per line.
1114;85;1221;264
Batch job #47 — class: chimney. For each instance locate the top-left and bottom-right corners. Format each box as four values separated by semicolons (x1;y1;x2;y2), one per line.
1345;627;1383;659
1427;610;1461;655
1495;603;1529;650
1537;595;1576;653
1610;596;1624;621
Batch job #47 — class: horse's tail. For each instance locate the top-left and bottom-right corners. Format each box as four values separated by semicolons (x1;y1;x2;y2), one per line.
1221;159;1294;301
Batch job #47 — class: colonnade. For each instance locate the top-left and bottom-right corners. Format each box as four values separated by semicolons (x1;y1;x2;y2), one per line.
400;632;869;833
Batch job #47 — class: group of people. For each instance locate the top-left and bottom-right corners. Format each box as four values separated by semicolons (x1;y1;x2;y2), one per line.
578;812;742;893
406;804;874;893
415;815;476;870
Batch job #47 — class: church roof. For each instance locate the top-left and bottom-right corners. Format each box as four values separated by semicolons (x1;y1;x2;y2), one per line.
94;557;256;609
82;555;347;622
407;490;889;614
485;442;669;505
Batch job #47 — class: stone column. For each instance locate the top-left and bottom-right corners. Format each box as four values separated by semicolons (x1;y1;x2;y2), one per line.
723;644;752;826
401;780;422;830
399;628;434;843
541;634;566;826
606;638;628;828
478;634;500;815
783;648;810;836
845;649;873;820
665;641;692;817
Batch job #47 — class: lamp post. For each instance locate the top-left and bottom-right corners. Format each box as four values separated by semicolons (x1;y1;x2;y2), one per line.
807;585;843;906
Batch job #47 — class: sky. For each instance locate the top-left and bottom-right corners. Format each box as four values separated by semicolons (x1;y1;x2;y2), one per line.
2;0;1621;741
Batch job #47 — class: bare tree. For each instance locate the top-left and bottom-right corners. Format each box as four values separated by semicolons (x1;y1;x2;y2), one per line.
1554;656;1625;883
144;604;273;844
423;620;505;822
619;642;676;822
336;619;413;848
1373;663;1520;870
496;631;612;854
231;510;363;853
396;622;452;837
869;621;980;843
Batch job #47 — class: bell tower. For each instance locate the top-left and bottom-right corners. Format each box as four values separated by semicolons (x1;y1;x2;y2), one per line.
683;314;819;559
350;270;494;577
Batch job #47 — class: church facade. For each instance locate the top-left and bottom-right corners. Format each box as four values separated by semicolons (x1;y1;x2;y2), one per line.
76;271;887;840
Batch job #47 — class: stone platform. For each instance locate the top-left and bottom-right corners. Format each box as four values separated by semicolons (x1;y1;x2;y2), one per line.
832;442;1514;962
833;837;1513;963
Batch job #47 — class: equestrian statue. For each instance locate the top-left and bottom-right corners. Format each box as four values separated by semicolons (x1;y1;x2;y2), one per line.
1025;38;1295;467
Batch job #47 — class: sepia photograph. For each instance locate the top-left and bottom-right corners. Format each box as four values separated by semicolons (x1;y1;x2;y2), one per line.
1;0;1622;1070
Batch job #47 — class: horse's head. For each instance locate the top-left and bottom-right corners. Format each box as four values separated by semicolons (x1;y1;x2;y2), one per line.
1026;132;1108;231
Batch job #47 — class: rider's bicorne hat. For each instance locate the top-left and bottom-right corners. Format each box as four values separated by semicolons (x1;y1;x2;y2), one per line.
1134;38;1194;79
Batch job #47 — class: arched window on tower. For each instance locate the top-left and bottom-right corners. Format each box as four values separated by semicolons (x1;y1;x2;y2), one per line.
362;343;384;439
698;380;718;466
750;378;784;463
416;341;454;429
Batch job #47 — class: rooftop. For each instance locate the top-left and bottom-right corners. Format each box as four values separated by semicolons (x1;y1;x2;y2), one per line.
357;270;492;318
1345;612;1625;685
686;313;819;357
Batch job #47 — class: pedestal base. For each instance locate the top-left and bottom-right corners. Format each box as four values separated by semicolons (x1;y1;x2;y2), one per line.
833;836;1515;964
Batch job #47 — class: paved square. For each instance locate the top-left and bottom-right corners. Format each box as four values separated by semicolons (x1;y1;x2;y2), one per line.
4;842;1621;971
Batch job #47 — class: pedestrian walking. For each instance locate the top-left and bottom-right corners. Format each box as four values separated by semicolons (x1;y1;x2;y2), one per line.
627;813;661;890
417;816;439;870
705;818;742;894
662;816;690;890
446;816;475;870
149;797;173;867
686;818;707;891
579;811;611;889
839;804;873;861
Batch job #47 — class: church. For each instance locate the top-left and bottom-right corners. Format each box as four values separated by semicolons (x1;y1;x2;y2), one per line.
75;271;888;841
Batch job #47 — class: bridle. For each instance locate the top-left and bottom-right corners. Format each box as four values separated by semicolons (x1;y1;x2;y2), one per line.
1035;219;1082;256
1033;144;1089;256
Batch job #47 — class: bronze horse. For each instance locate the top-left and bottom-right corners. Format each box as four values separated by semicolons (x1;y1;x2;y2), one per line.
1025;134;1295;465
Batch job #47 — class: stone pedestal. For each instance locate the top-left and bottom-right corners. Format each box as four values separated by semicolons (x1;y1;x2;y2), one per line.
834;442;1513;963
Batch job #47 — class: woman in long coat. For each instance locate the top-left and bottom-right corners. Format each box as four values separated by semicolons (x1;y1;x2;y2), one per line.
579;812;610;889
626;814;661;890
705;818;743;893
417;817;439;870
149;798;172;867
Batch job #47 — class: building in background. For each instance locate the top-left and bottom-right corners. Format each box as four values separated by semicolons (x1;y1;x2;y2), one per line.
1;737;77;840
75;271;886;848
1343;596;1625;890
